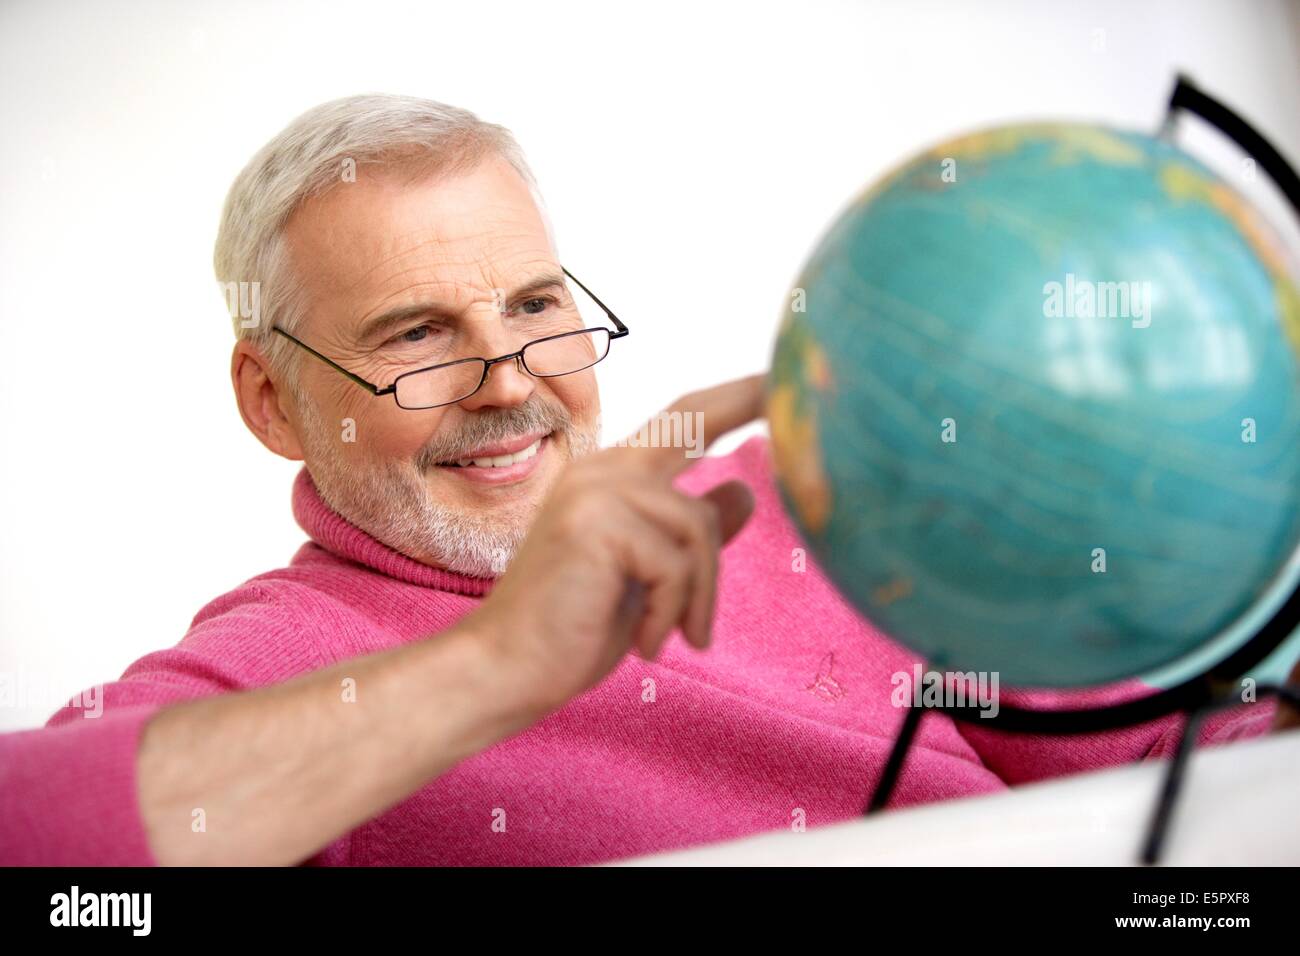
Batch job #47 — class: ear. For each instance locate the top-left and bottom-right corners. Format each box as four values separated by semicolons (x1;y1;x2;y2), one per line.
231;340;305;461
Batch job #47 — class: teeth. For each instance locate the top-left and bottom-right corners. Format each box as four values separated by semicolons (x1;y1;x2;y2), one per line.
455;437;542;468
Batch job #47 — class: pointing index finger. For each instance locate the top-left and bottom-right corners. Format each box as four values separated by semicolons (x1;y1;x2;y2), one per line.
614;373;766;478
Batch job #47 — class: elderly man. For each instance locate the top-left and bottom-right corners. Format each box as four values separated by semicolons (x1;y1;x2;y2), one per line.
0;95;1284;866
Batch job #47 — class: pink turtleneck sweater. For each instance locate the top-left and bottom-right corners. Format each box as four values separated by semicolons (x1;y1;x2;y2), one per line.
0;436;1275;865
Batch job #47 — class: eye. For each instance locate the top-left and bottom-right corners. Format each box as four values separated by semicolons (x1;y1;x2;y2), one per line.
394;324;438;345
519;296;552;315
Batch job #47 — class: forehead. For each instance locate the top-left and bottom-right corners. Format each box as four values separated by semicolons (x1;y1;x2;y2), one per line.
282;154;556;332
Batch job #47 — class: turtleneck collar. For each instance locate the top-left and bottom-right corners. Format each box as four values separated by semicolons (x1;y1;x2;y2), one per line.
291;466;496;597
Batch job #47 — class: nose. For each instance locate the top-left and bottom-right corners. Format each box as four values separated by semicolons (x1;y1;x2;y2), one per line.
456;346;536;413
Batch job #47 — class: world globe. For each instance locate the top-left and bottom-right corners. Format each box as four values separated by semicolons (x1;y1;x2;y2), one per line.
767;122;1300;688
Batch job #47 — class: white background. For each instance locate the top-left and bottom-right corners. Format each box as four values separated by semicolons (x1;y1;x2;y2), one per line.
2;0;1299;729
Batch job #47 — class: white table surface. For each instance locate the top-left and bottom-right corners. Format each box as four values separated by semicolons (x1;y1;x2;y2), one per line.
618;726;1300;866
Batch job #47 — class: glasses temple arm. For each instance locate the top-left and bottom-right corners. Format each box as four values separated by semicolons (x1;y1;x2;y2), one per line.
561;266;628;338
271;327;389;394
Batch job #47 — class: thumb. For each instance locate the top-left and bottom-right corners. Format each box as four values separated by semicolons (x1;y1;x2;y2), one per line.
699;480;755;544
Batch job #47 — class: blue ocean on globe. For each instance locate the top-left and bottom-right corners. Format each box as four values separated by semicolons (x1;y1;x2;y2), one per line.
767;123;1300;687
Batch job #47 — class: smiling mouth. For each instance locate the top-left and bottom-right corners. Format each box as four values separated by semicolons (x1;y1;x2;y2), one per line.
436;431;551;468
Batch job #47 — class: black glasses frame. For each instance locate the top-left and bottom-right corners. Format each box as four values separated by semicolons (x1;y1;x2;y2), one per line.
271;266;628;410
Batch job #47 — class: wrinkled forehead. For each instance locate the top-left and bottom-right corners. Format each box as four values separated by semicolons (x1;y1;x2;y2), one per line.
283;155;558;339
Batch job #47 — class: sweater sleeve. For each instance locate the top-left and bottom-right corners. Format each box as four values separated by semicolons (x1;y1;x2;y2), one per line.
0;583;322;866
0;704;164;865
951;680;1278;786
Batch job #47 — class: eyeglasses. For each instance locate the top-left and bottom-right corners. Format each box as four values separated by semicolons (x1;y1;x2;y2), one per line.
272;266;628;410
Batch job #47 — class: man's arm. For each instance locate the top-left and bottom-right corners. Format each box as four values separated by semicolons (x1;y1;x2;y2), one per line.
137;613;543;866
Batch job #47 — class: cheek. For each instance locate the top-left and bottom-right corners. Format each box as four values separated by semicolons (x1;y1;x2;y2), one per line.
310;380;444;462
349;410;445;461
547;371;600;425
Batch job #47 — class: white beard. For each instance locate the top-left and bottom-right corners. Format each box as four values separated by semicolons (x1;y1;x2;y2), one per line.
296;395;601;578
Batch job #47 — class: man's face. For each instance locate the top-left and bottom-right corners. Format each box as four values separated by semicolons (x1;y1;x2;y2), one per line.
278;154;602;576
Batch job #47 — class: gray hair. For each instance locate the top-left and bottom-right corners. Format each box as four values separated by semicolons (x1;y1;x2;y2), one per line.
212;94;545;391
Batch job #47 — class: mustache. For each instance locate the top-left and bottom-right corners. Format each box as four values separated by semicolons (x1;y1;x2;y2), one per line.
415;400;573;470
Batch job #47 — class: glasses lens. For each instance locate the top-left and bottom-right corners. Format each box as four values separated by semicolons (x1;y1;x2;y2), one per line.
394;359;486;409
523;329;611;376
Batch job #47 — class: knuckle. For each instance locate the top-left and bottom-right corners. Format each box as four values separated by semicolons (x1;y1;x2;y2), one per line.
553;490;601;538
655;545;690;585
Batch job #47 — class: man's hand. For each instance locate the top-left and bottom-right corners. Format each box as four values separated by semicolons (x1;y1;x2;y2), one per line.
470;373;765;715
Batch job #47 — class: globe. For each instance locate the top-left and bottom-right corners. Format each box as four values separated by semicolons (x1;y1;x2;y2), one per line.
767;122;1300;688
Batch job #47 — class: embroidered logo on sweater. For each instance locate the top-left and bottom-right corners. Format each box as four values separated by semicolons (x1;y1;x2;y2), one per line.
805;651;845;702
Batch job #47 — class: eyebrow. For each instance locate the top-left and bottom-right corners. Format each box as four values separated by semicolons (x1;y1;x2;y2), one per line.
354;271;570;344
